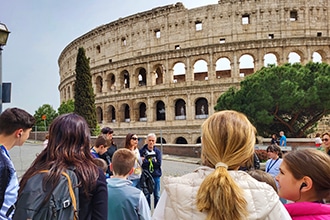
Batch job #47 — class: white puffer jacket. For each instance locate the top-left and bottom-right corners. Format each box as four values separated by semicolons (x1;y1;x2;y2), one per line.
153;166;291;220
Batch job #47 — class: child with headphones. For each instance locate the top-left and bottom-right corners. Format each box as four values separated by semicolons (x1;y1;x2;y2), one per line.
275;149;330;219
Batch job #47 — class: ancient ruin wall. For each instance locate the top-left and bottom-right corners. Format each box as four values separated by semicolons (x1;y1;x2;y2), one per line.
58;0;330;143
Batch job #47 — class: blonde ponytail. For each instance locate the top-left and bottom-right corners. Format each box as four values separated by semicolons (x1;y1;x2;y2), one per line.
197;167;248;220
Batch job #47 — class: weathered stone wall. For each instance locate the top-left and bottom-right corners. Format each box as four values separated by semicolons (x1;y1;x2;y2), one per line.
58;1;330;144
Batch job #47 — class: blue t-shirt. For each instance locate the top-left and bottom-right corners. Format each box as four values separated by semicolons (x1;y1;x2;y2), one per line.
280;135;287;146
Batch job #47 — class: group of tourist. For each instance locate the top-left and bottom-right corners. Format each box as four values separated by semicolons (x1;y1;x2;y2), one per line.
0;107;329;219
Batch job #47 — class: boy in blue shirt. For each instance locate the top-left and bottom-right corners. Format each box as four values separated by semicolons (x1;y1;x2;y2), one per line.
107;148;151;220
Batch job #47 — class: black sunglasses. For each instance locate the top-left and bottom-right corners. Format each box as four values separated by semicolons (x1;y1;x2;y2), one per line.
131;137;138;140
322;138;329;142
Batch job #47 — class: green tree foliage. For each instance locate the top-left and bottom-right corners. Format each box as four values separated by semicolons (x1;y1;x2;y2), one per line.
215;62;330;137
74;47;97;134
34;104;58;131
58;99;74;115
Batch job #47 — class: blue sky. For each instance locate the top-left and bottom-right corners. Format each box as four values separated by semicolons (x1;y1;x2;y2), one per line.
0;0;217;114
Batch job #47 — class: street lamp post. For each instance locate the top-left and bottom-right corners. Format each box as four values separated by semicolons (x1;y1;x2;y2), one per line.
0;22;10;113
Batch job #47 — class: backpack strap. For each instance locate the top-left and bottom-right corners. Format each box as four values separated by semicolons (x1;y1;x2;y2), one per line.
39;170;78;220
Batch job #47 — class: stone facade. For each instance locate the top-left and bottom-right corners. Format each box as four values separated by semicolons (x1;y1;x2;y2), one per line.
58;0;330;144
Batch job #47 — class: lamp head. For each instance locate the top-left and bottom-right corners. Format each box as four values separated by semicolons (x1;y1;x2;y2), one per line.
0;23;10;46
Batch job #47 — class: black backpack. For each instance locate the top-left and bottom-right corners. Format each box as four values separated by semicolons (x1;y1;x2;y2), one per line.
13;169;79;220
139;169;155;196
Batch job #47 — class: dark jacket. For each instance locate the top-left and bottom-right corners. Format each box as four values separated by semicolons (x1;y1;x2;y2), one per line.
139;145;162;177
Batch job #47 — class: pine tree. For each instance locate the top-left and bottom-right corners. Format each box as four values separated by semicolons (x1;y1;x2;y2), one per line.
74;47;97;133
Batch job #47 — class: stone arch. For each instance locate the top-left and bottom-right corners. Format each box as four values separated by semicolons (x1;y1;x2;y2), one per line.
173;62;186;83
96;106;103;123
156;100;166;121
120;103;130;122
239;54;255;77
216;57;231;78
156;137;167;144
175;98;186;120
154;64;164;85
107;105;116;123
96;75;103;93
264;53;278;66
196;136;201;144
193;59;208;81
312;51;322;63
288;51;301;64
120;70;130;89
139;102;147;121
137;67;147;86
107;73;116;91
175;136;188;144
195;97;208;119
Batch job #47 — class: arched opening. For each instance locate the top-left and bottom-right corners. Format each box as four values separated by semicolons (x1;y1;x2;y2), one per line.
156;137;166;144
107;105;116;123
107;73;115;91
264;53;278;66
239;54;254;77
175;137;188;144
138;68;147;86
288;52;301;64
96;106;103;123
193;59;208;81
175;99;186;120
156;101;166;121
96;76;103;93
216;57;231;78
195;98;208;119
139;103;147;121
155;65;164;85
173;62;186;83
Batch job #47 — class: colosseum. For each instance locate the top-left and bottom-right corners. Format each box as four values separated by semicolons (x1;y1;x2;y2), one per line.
58;0;330;144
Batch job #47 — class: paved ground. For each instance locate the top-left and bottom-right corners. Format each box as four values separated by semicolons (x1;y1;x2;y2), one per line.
9;141;201;180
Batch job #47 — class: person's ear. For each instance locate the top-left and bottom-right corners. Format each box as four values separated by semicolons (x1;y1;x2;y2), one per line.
16;129;23;138
300;176;313;192
110;163;114;172
128;168;134;175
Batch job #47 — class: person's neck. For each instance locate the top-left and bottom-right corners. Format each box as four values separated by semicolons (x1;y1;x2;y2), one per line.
112;174;129;179
272;155;279;160
0;134;17;151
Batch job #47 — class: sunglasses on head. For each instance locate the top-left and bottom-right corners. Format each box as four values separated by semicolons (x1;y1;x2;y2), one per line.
322;138;329;142
131;137;138;140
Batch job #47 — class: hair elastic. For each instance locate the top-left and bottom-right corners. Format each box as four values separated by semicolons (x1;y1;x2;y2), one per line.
215;162;228;169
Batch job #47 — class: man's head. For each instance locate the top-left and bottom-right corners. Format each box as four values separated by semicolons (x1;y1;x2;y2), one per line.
280;131;284;136
111;148;135;176
0;108;35;145
101;127;113;140
146;133;156;150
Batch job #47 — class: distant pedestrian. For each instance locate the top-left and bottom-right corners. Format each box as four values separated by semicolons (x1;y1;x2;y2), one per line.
321;132;330;156
314;133;322;147
0;108;35;219
271;133;279;145
125;133;142;187
107;148;151;220
153;110;291;220
139;133;162;208
279;131;287;146
90;135;109;159
43;133;49;149
99;127;117;177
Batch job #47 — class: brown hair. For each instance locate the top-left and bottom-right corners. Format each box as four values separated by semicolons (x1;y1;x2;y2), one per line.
266;144;283;158
322;132;330;154
196;110;256;220
94;135;108;148
93;158;108;173
283;149;330;201
111;148;135;176
248;170;277;193
124;133;137;149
